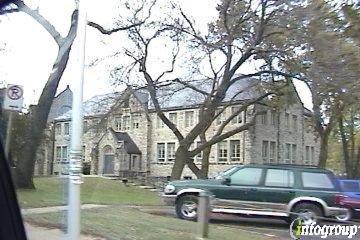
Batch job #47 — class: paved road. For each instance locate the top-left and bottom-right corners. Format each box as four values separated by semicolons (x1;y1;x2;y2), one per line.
140;206;360;240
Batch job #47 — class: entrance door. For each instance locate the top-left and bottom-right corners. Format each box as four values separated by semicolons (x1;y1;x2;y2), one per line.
103;154;114;174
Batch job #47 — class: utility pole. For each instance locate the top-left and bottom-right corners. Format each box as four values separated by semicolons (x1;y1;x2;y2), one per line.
67;0;87;239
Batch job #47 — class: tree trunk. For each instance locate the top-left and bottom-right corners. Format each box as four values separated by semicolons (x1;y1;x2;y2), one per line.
171;148;187;180
338;115;352;177
318;134;329;168
199;147;211;179
14;47;72;189
353;145;360;178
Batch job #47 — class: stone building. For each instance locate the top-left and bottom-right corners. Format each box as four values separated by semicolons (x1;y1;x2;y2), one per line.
45;80;320;178
33;86;73;175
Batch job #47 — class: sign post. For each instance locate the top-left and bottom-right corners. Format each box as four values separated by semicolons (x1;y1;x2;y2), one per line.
3;84;24;159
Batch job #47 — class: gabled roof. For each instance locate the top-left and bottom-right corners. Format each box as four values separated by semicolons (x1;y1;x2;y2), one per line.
55;85;72;99
54;77;309;121
55;92;121;120
110;128;141;155
149;78;261;110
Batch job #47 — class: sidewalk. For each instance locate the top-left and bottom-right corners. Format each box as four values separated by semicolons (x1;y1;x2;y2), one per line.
22;204;107;215
25;223;105;240
23;204;107;240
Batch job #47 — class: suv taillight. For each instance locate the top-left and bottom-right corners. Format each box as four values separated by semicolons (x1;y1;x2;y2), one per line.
334;194;346;205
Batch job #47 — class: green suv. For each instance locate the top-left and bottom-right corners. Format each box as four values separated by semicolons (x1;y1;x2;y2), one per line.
162;164;349;224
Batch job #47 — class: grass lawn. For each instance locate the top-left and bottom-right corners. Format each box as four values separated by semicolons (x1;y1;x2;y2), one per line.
24;206;271;240
17;177;162;208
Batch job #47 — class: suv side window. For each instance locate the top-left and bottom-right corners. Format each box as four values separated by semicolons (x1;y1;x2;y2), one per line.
302;172;334;189
230;168;263;186
265;169;294;188
341;181;360;192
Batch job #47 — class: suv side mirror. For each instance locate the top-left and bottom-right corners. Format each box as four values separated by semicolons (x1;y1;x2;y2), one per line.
222;177;231;185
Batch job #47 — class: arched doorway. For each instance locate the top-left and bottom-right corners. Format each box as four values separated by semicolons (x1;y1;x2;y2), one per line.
102;145;114;174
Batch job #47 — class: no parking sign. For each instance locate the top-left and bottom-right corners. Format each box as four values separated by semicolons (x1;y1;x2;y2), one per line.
3;84;24;112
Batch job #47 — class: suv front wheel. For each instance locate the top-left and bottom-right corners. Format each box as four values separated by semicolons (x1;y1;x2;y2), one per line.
176;194;198;221
290;203;323;225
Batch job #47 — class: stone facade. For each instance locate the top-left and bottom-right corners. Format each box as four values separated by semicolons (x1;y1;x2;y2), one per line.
43;83;320;178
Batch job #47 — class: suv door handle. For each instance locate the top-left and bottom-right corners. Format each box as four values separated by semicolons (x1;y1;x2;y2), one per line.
245;188;258;193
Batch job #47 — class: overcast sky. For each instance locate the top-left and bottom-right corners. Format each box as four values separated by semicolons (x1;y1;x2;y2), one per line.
0;0;313;109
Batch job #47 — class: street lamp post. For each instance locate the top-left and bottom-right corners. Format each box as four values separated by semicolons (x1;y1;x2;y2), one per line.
67;0;87;239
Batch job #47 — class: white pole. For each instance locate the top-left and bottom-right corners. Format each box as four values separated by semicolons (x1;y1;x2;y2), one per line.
67;0;87;239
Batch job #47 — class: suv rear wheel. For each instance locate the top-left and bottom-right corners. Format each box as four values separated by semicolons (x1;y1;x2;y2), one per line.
290;203;323;225
335;208;352;222
176;194;198;221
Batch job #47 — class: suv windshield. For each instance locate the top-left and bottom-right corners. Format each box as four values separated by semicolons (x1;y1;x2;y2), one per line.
214;166;239;179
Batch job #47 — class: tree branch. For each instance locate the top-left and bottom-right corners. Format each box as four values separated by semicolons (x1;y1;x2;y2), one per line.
0;7;19;15
88;21;145;35
13;0;64;46
190;118;256;157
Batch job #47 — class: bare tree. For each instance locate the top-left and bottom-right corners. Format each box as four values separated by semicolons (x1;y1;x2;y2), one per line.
286;0;360;168
99;0;307;179
1;0;78;188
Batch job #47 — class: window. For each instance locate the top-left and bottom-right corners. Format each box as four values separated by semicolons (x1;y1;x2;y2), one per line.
265;169;294;187
123;116;131;130
157;143;165;162
218;141;228;162
292;144;297;164
260;111;268;125
167;142;175;162
305;146;314;165
84;120;88;132
185;111;194;127
270;110;277;126
302;172;335;189
311;147;315;165
132;114;140;129
169;112;177;126
293;115;298;132
156;115;165;128
285;143;291;163
56;146;61;162
231;106;243;124
216;108;226;125
64;122;70;135
285;113;290;128
269;141;276;163
341;181;360;192
230;168;263;186
132;156;137;168
305;146;310;165
115;117;122;131
189;143;195;161
56;146;68;163
230;140;241;162
262;140;269;162
55;123;62;135
62;146;68;162
82;146;86;162
196;141;203;162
